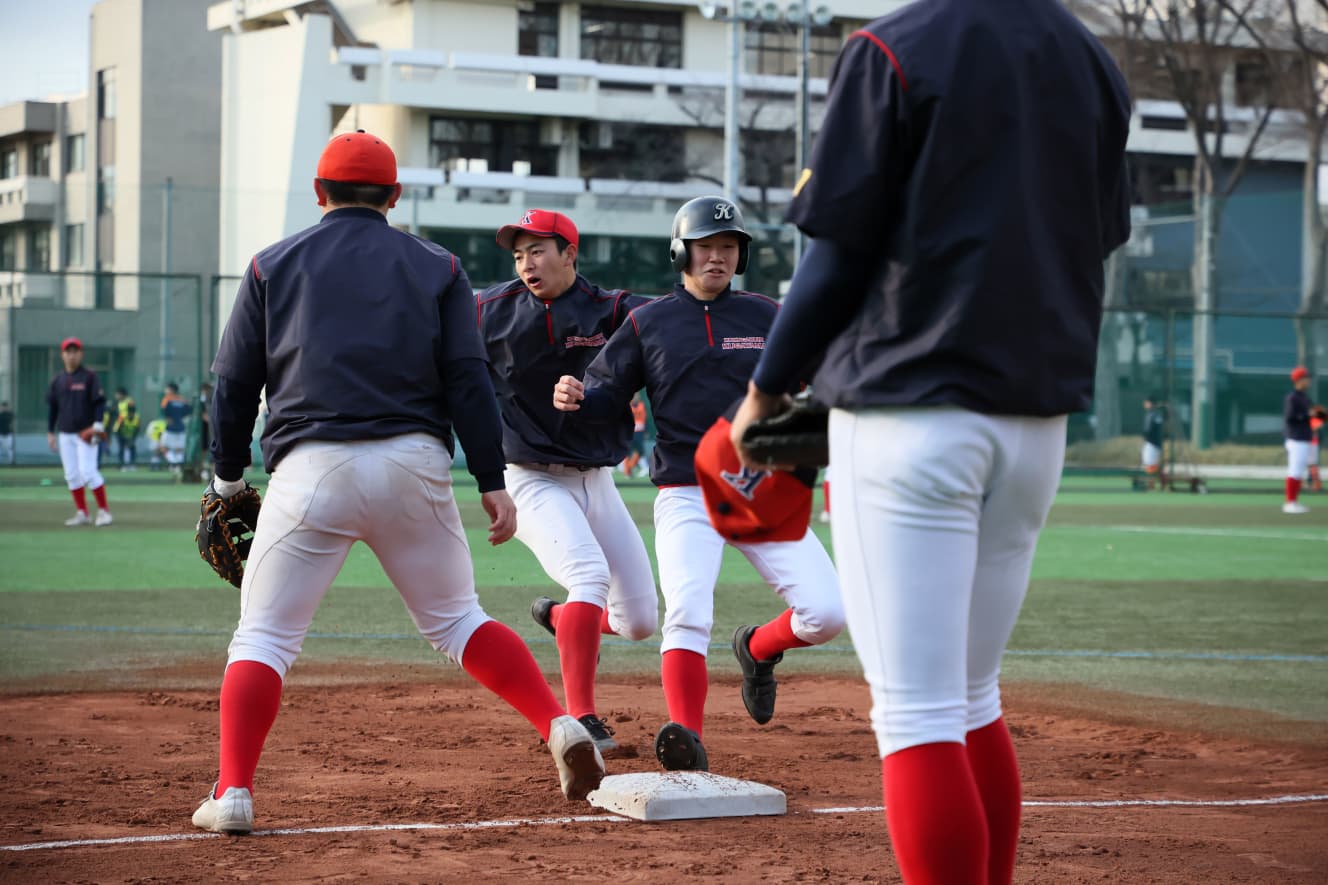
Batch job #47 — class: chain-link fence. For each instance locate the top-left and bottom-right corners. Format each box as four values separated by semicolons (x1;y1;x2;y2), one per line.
0;270;219;470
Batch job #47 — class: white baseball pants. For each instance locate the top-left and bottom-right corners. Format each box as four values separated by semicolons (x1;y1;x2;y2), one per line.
1286;440;1312;479
227;434;492;677
58;431;105;491
162;430;186;465
828;407;1066;757
1141;441;1161;469
506;463;658;639
653;485;845;657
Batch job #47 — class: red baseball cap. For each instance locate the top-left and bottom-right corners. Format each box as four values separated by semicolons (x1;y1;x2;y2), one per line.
1291;366;1310;382
316;130;397;185
695;405;815;544
61;337;83;351
495;209;579;250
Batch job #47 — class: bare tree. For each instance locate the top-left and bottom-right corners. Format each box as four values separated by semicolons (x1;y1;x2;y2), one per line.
1225;0;1328;371
1137;0;1278;448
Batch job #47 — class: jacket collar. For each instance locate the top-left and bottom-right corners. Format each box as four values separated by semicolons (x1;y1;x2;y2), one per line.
672;282;732;306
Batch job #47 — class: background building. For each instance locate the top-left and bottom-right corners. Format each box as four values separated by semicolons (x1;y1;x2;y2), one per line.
0;0;220;454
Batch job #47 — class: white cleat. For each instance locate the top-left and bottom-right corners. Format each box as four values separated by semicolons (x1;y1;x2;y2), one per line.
94;510;114;527
817;511;831;524
548;714;605;801
1282;501;1309;515
64;511;91;527
192;784;254;834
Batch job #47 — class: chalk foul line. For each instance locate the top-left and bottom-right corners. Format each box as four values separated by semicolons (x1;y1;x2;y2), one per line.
4;794;1326;853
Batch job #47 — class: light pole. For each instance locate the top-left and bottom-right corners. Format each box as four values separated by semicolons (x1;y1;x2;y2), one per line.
700;1;757;206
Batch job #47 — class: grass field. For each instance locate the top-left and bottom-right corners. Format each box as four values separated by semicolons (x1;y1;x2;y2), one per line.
1;466;1324;726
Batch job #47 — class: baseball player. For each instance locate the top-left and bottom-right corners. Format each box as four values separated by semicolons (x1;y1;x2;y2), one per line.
729;3;1131;881
159;382;192;473
1283;367;1324;514
552;196;845;772
46;337;113;526
191;131;603;835
476;209;658;756
622;395;648;477
0;400;14;465
1140;396;1166;490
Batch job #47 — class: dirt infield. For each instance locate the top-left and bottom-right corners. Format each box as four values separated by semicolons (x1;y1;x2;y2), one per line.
2;669;1325;883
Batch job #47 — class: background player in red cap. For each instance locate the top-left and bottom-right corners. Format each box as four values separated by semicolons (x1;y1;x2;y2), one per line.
46;337;113;526
191;130;603;835
729;2;1131;881
476;208;659;756
552;196;844;773
1283;366;1325;513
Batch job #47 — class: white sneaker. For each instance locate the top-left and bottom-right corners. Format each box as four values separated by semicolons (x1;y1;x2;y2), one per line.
94;510;113;527
64;512;91;527
547;714;605;801
817;511;831;524
1282;501;1309;514
192;783;254;834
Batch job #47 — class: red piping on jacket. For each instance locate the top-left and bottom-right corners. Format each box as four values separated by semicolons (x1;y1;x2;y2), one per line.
704;305;714;347
544;301;554;345
848;29;908;91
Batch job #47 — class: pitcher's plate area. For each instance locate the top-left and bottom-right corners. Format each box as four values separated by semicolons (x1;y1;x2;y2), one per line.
587;771;786;821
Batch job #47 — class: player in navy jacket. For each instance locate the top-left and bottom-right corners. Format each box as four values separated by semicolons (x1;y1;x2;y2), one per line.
476;210;659;756
553;196;844;773
1284;366;1325;513
46;337;113;526
191;131;603;836
728;3;1131;880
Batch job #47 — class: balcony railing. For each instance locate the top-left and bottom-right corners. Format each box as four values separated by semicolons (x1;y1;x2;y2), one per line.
0;176;58;224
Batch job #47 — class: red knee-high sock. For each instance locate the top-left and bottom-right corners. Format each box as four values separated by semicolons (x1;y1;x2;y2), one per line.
965;718;1022;885
556;602;603;719
748;608;812;661
463;620;565;741
882;742;988;885
217;660;284;796
661;649;708;737
823;480;830;515
70;487;88;514
600;606;615;635
1286;477;1302;502
91;484;108;510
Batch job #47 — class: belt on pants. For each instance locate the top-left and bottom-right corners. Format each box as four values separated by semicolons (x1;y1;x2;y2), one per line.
516;462;598;475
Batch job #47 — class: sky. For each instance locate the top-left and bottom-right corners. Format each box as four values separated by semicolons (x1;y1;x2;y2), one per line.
0;0;98;106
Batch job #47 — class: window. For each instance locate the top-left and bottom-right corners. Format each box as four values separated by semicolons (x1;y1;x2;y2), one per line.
428;116;557;176
65;134;85;172
519;2;559;58
519;2;560;89
578;122;687;181
97;68;117;119
745;21;842;78
65;223;84;268
98;165;116;214
1;148;16;179
580;6;682;68
744;129;796;189
31;141;52;177
1234;59;1271;107
28;228;51;270
0;231;15;271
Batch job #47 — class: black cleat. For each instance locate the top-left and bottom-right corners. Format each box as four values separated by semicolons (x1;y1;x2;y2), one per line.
732;624;782;725
578;714;621;756
654;722;709;772
531;596;558;637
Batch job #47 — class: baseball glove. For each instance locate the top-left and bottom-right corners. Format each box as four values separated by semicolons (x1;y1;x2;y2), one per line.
1312;405;1328;420
196;482;262;589
742;401;830;468
78;425;107;444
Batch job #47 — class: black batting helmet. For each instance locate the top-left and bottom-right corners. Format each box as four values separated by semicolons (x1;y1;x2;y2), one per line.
669;196;751;274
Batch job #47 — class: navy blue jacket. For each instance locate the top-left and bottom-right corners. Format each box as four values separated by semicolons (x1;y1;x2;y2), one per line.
211;207;507;490
581;284;779;486
477;274;647;466
1142;408;1165;447
757;0;1131;416
47;367;105;433
1285;390;1313;442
